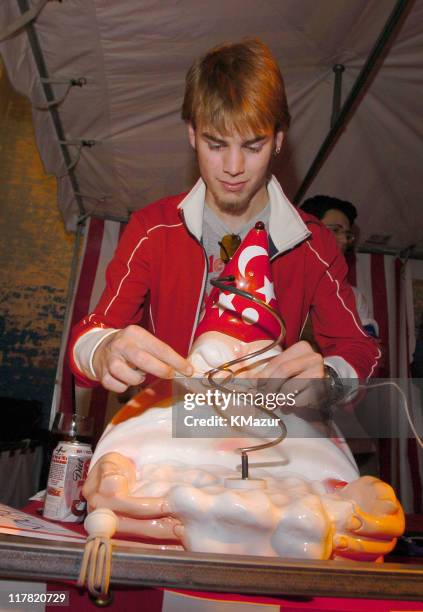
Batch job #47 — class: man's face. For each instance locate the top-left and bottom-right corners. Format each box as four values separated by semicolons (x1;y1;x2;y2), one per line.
188;122;283;216
321;209;352;254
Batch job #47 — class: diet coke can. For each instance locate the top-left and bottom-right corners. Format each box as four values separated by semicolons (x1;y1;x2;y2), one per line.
43;440;92;522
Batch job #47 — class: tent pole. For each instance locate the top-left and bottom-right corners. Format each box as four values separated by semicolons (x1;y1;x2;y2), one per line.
295;0;414;205
49;217;86;428
16;0;86;218
330;64;345;128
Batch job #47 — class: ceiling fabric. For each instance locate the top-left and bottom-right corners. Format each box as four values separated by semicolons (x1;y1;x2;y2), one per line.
0;0;421;253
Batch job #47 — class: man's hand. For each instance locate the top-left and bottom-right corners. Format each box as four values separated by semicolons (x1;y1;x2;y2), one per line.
92;325;193;393
259;341;325;379
257;341;328;408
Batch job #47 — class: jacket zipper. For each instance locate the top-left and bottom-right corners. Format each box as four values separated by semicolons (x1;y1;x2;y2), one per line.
190;242;209;349
178;209;210;352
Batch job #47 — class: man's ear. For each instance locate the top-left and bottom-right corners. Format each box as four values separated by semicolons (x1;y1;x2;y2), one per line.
187;122;196;150
275;130;284;152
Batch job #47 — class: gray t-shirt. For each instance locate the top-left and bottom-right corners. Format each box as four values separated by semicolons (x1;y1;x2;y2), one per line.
202;203;270;298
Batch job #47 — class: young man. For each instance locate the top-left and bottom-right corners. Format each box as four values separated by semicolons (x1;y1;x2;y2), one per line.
301;195;379;337
69;39;380;393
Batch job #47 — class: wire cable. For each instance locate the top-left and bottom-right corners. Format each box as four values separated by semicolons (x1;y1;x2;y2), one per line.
348;381;423;450
204;276;288;477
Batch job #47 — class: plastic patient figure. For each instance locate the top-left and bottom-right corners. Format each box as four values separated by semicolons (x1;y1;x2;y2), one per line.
83;225;404;561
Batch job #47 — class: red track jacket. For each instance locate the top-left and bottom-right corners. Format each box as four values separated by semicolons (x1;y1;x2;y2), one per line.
69;177;380;386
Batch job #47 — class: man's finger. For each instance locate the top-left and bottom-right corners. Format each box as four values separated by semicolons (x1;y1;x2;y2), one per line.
101;371;132;393
122;348;179;379
259;353;324;380
128;326;193;378
107;357;147;386
256;377;287;395
273;341;316;362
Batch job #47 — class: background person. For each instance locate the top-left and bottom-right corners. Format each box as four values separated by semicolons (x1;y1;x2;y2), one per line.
300;195;379;338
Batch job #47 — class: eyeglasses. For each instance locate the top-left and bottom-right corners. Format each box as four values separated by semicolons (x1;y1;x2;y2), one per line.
325;224;355;243
218;233;242;263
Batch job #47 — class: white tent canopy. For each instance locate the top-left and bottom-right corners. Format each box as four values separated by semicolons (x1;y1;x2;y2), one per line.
0;0;422;255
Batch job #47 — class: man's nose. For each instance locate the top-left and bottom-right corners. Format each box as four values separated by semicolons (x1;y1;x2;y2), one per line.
223;148;245;176
337;234;348;252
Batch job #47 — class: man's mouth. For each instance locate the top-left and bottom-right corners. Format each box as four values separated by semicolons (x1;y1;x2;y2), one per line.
219;180;247;193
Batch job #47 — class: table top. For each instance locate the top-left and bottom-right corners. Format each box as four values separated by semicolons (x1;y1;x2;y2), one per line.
0;533;423;601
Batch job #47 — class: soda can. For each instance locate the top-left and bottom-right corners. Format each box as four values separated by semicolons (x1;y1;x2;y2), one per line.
43;440;93;522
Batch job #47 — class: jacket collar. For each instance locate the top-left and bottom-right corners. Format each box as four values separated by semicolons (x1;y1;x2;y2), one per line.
177;175;310;255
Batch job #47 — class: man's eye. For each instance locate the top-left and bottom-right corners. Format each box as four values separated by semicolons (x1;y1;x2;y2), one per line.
246;145;262;153
208;143;223;150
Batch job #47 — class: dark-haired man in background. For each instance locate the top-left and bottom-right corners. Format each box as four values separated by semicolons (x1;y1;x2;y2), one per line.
301;195;379;338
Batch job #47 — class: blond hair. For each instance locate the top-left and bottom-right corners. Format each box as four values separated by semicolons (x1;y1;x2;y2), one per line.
181;38;290;135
